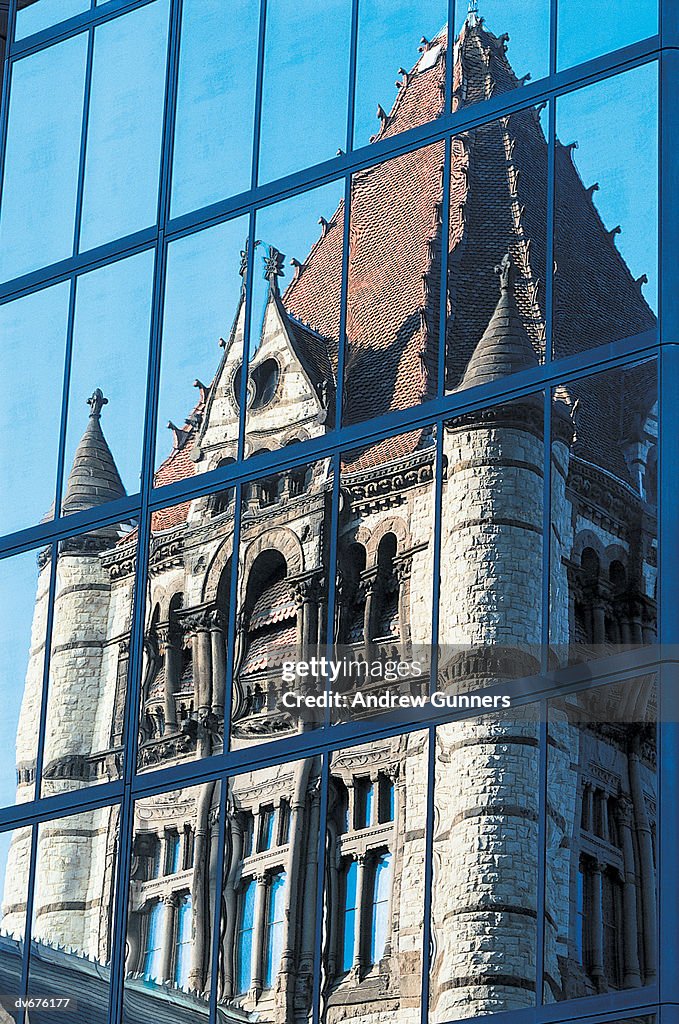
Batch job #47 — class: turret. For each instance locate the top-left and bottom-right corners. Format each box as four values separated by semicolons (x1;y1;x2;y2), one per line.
433;257;543;1018
4;392;127;957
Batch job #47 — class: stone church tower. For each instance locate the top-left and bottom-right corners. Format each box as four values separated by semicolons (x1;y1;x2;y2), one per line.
0;9;658;1024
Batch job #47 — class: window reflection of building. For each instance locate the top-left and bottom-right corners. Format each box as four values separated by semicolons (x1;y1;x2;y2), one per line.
0;8;662;1024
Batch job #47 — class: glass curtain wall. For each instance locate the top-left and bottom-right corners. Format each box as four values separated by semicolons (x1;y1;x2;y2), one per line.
0;4;669;1024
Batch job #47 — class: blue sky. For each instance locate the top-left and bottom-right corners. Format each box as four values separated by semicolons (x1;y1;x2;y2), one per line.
0;1;661;832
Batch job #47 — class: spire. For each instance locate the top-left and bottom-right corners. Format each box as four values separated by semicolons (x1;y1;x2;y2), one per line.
458;254;538;389
62;390;126;515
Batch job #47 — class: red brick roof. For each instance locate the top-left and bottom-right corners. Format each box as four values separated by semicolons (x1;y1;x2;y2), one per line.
151;15;656;496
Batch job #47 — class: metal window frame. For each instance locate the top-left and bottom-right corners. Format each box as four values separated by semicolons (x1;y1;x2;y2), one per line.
0;0;674;1023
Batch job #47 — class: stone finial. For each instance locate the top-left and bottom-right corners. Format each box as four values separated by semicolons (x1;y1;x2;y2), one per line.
495;253;517;293
239;243;249;278
167;421;190;449
263;245;285;290
564;141;578;158
87;388;108;419
635;273;649;290
396;67;409;89
193;379;209;404
518;72;531;86
318;216;330;237
290;257;304;282
608;225;622;240
376;104;388;128
586;182;600;198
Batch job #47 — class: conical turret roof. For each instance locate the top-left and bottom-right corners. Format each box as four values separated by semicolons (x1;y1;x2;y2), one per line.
458;253;539;389
62;390;126;515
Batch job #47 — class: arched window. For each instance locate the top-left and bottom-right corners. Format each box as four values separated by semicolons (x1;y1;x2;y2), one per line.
236;879;256;995
373;534;399;641
340;858;358;973
174;893;192;989
339;542;367;643
369;853;392;965
143;900;165;982
241;550;296;698
264;871;287;989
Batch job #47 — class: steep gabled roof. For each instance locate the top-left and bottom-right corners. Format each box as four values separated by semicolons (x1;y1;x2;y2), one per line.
152;13;656;486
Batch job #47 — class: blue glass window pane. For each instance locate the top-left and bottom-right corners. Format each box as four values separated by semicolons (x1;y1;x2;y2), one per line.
15;0;89;41
166;833;181;875
0;35;87;282
174;894;192;988
156;214;248;477
553;65;658;359
0;282;69;534
379;777;395;823
80;0;170;252
170;0;259;218
452;1;549;111
258;807;275;852
236;879;256;995
258;0;351;183
557;0;657;70
341;859;358;973
370;852;391;964
62;250;154;511
143;901;165;982
151;839;162;879
356;779;374;829
264;871;286;989
353;0;447;148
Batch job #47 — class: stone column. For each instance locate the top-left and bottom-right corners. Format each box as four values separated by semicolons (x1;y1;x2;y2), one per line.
158;625;180;732
628;741;657;981
194;623;213;720
189;781;216;993
210;610;227;721
394;557;412;662
251;873;268;998
159;894;178;983
618;797;642;988
362;573;377;657
351;854;367;977
589;860;605;988
591;600;606;645
222;812;244;1000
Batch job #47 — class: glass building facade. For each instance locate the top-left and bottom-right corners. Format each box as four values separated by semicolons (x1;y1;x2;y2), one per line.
0;1;675;1023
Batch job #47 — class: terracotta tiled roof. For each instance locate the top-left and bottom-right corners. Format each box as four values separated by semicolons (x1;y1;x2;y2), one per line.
283;203;345;351
241;625;297;675
249;577;296;630
150;15;656;488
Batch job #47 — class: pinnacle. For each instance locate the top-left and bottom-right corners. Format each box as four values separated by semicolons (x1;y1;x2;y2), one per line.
458;253;538;389
62;391;126;516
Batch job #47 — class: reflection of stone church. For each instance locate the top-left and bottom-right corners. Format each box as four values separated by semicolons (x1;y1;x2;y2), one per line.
1;11;658;1024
